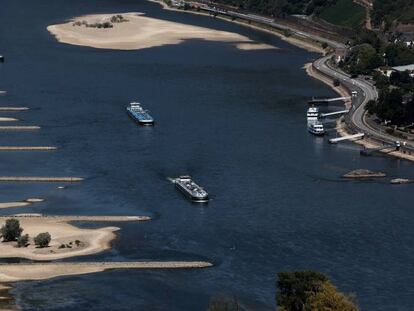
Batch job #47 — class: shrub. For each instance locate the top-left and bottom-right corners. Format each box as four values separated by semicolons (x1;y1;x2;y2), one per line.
34;232;51;248
0;219;23;242
333;78;341;87
75;240;81;246
17;234;29;248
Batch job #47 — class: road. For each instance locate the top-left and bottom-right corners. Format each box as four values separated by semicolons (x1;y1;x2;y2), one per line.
194;3;414;151
314;55;414;149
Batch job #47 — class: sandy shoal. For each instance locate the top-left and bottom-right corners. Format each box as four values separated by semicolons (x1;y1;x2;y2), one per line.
0;198;44;209
47;12;277;51
0;262;213;282
0;217;118;260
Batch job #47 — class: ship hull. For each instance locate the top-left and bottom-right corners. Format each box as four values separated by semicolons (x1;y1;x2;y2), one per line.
175;183;209;203
308;128;325;136
127;109;154;125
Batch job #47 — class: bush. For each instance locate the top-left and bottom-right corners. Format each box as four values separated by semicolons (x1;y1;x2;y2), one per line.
17;234;29;248
333;78;341;87
0;219;23;242
34;232;51;248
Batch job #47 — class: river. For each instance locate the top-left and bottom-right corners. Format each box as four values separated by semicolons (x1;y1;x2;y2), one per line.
0;0;413;310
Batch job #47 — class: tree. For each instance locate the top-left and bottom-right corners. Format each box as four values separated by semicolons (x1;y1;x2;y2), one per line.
276;270;327;311
34;232;51;248
0;219;23;242
276;270;359;311
17;234;29;248
308;282;359;311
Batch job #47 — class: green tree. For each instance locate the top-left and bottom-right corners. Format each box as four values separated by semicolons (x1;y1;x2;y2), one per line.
17;234;29;248
276;270;359;311
308;282;359;311
34;232;51;248
0;219;23;242
276;270;327;311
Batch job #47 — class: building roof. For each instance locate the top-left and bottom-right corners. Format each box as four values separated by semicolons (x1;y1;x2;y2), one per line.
392;64;414;72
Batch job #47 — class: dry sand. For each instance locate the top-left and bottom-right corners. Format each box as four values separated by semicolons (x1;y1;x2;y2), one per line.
0;198;44;209
47;12;276;51
0;215;148;260
0;117;18;122
0;261;213;282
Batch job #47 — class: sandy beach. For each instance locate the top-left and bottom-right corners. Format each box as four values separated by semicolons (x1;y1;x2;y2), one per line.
47;12;276;51
0;215;148;260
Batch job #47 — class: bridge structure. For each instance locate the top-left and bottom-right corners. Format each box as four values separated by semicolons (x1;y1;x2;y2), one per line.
308;96;351;105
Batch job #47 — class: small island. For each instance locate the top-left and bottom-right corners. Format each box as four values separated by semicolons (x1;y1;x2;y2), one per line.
47;12;276;51
343;169;386;179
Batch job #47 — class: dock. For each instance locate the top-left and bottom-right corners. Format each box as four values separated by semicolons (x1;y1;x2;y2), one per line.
0;125;40;131
309;96;351;105
320;109;349;118
0;146;57;151
0;177;83;182
329;133;364;144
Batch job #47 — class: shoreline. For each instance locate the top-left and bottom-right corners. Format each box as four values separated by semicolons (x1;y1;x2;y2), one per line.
153;0;414;163
149;0;325;54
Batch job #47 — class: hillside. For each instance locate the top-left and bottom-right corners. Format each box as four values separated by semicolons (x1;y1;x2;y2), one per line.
372;0;414;27
213;0;414;31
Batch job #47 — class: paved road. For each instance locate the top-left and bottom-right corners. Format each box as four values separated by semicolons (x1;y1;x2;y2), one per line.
195;4;414;150
314;55;414;149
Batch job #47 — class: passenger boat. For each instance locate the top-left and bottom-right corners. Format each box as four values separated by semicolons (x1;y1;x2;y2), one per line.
307;106;319;123
308;121;325;136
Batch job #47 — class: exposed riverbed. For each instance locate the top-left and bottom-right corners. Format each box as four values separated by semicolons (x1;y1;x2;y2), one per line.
1;0;414;310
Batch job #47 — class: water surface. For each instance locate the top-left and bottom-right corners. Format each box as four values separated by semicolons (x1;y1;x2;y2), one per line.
0;1;413;310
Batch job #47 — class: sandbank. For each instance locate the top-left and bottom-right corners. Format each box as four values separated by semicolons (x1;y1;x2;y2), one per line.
0;215;149;260
0;198;44;210
47;12;277;51
0;261;212;282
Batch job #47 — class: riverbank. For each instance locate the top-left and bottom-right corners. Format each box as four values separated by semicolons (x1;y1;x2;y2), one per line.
150;0;325;53
0;215;149;261
47;12;276;51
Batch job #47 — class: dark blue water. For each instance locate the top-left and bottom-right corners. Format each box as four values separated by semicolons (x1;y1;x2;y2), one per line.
0;1;413;310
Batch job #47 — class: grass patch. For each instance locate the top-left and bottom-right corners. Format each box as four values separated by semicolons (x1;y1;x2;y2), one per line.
318;0;365;28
